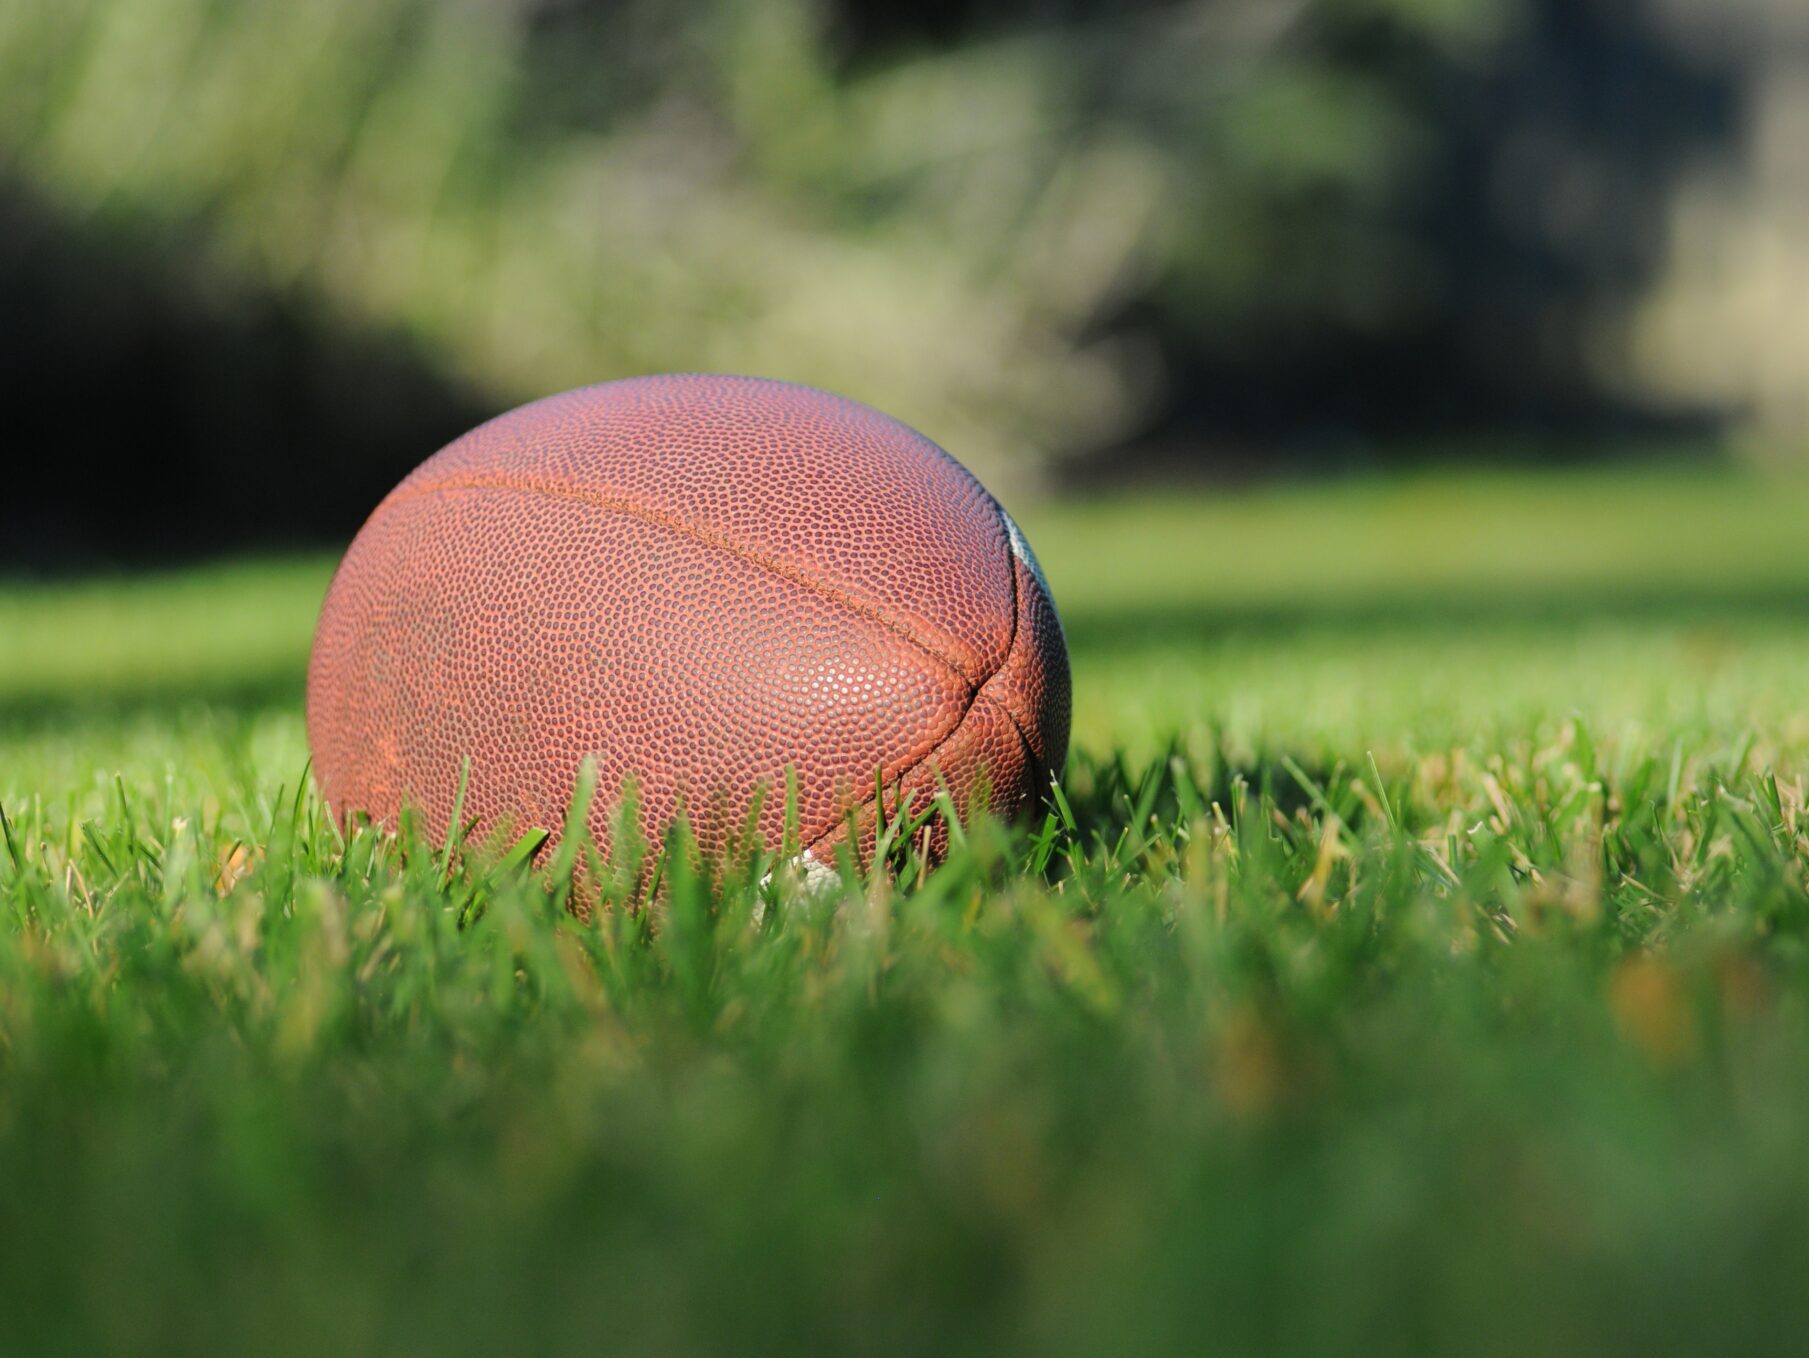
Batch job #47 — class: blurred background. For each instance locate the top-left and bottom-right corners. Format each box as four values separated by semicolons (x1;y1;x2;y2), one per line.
3;0;1806;568
15;10;1809;1352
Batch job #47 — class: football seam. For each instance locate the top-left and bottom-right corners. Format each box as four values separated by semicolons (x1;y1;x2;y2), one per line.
802;519;1025;854
978;688;1044;787
376;475;1002;689
799;690;1022;857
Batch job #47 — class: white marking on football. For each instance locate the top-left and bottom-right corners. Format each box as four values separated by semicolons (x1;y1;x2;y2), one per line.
999;506;1052;599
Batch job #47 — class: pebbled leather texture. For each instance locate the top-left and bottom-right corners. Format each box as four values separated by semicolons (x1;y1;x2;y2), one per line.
307;374;1071;869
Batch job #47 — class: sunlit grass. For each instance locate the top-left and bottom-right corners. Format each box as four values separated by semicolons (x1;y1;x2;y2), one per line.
5;465;1809;1355
9;463;1809;755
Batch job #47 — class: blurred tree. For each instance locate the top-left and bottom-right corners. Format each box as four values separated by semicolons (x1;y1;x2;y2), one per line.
0;184;489;567
1624;0;1809;452
0;0;1773;560
0;0;1163;516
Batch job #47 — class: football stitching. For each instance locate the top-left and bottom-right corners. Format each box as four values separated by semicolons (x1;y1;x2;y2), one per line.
799;690;1021;858
377;475;996;689
803;519;1025;854
370;474;1031;856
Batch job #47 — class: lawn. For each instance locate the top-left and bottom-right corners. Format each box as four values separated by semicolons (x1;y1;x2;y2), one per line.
5;465;1809;1356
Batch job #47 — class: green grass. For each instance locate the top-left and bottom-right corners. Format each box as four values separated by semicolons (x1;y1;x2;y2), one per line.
6;465;1809;1356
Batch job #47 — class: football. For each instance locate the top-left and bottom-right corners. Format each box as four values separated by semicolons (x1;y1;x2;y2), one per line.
306;374;1070;872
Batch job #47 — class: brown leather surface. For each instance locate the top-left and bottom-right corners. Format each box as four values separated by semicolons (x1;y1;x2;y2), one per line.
307;374;1070;867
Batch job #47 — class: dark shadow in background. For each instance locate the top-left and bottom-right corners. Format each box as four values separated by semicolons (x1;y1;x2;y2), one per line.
0;184;492;574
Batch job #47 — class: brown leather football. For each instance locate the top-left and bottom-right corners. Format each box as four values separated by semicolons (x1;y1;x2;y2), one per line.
306;374;1070;871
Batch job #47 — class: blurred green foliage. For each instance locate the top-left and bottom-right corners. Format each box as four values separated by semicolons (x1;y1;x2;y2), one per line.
0;0;1525;487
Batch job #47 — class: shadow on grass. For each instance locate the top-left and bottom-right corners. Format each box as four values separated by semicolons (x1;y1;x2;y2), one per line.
5;581;1807;732
0;668;305;734
1059;583;1809;650
1054;743;1351;846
